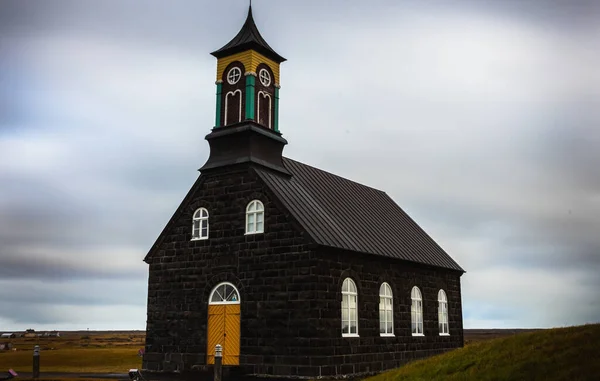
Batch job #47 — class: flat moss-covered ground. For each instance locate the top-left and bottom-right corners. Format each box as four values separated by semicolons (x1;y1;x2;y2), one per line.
364;323;600;381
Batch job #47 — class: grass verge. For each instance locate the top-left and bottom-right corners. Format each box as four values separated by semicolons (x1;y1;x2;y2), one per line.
364;323;600;381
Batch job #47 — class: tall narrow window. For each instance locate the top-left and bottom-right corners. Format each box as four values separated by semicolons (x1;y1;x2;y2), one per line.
379;283;394;336
245;200;264;234
224;89;242;125
411;286;424;336
341;278;358;337
257;91;272;129
192;208;209;240
438;289;449;335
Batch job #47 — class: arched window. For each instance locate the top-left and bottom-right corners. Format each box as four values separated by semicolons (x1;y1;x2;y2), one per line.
192;208;209;240
257;91;272;129
379;283;394;336
209;282;240;304
341;278;358;337
411;286;424;336
245;200;264;234
438;289;449;335
224;89;242;125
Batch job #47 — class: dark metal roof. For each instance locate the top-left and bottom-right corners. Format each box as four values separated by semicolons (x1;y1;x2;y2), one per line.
211;6;286;63
256;157;464;272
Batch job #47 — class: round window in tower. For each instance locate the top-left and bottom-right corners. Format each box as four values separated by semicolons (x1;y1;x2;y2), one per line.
227;67;242;85
259;69;271;87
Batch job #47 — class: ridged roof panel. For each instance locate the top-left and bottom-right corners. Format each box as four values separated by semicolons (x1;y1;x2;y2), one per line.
256;157;464;272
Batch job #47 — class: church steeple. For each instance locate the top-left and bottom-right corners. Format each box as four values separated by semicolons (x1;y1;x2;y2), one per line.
200;6;289;176
211;6;286;64
211;6;285;131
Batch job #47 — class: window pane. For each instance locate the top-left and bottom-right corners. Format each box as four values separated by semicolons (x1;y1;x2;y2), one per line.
342;306;348;322
349;295;356;308
247;222;254;232
201;227;208;237
380;320;386;334
349;308;356;323
342;323;349;334
256;221;263;232
350;321;357;334
349;281;356;293
257;212;264;223
386;310;393;325
342;295;348;309
387;321;393;334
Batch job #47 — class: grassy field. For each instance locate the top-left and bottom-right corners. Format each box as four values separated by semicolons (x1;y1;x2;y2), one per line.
0;332;144;373
1;326;597;379
364;323;600;381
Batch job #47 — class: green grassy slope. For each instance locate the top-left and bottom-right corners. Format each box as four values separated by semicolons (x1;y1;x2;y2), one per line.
365;323;600;381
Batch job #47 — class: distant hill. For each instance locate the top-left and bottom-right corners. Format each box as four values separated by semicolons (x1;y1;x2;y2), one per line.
364;323;600;381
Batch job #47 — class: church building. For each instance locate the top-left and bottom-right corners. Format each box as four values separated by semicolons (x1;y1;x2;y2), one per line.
142;6;465;380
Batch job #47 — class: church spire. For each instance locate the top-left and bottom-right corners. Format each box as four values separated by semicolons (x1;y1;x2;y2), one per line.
211;5;285;132
211;5;286;63
200;5;289;176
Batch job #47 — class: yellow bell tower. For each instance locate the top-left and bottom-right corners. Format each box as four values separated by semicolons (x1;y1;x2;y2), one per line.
211;6;286;132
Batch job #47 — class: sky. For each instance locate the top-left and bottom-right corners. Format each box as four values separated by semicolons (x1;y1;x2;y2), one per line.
1;0;599;330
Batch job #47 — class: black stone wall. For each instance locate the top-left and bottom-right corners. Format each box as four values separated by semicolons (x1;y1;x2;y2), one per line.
143;165;318;376
143;165;464;379
303;248;464;378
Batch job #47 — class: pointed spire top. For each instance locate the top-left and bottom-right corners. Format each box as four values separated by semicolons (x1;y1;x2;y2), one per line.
211;5;286;63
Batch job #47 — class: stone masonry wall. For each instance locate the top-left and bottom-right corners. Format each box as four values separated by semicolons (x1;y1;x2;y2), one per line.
304;248;464;378
142;165;321;376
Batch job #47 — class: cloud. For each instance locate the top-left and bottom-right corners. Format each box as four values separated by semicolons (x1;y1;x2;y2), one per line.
1;0;599;330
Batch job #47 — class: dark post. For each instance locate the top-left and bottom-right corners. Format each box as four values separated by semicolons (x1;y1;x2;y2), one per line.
214;344;222;381
32;345;40;379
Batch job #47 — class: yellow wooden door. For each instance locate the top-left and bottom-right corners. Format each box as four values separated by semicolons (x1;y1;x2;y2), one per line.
223;304;240;365
206;304;240;365
207;305;225;365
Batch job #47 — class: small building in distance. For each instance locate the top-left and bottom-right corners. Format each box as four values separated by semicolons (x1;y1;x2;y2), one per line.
0;333;15;339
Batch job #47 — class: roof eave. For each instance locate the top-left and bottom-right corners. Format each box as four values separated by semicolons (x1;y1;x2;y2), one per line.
210;44;287;64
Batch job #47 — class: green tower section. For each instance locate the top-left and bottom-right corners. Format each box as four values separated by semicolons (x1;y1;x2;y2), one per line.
274;87;280;132
245;74;256;120
215;82;223;127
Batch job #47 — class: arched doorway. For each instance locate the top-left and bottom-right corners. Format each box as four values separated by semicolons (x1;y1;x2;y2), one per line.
207;282;240;366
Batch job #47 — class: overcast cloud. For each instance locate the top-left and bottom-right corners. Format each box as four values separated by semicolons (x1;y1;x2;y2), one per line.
1;0;599;330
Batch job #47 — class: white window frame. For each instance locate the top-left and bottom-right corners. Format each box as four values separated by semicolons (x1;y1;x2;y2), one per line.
257;91;272;129
411;286;424;336
191;208;209;240
227;67;242;85
245;200;264;234
259;68;271;87
341;278;359;337
379;282;394;336
224;89;242;125
209;282;241;305
438;289;450;336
